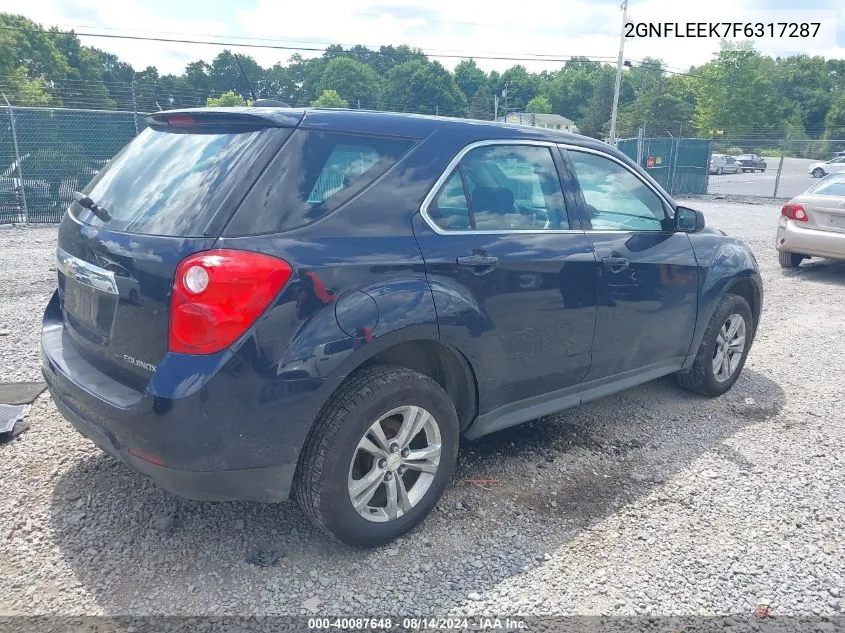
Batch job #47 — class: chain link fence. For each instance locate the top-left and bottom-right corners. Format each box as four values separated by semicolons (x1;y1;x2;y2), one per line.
617;136;711;196
0;106;143;224
705;136;845;200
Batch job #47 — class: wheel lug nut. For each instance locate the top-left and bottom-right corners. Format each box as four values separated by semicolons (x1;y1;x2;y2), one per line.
389;443;399;453
398;466;407;475
384;472;392;481
377;458;386;469
401;448;409;458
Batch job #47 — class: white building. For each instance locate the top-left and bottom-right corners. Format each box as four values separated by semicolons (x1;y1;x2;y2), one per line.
498;112;578;133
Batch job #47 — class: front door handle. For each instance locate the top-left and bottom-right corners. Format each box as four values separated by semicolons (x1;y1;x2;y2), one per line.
602;255;630;273
456;253;499;274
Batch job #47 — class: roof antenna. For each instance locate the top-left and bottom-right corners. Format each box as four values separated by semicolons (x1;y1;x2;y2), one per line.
234;53;257;103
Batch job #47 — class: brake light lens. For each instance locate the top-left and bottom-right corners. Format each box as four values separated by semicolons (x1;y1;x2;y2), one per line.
166;114;196;126
169;249;292;354
781;203;807;222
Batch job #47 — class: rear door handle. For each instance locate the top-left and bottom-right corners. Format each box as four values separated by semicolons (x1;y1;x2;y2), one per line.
456;253;499;274
602;255;630;273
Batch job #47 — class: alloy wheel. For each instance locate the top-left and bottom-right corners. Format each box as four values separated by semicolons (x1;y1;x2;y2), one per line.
347;406;442;523
712;313;747;383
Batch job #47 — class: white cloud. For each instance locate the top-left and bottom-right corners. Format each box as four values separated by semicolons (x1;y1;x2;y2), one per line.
1;0;842;75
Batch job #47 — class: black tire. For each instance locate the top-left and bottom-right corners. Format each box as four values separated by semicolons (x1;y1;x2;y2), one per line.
294;365;459;548
813;168;825;178
778;251;804;268
676;293;754;397
128;289;139;304
716;167;723;175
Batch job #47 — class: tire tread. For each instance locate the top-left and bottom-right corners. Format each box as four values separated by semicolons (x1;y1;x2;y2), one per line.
293;365;447;543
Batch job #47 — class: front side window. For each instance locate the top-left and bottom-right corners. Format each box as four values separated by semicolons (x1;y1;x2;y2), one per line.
427;144;569;231
429;170;472;230
568;150;667;232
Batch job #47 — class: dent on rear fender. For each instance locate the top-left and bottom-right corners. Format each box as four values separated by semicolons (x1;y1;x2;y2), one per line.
272;276;439;380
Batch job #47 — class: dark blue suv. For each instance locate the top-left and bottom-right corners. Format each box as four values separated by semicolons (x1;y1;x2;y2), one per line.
42;108;762;547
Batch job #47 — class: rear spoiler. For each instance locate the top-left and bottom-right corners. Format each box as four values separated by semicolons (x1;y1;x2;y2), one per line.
146;107;304;129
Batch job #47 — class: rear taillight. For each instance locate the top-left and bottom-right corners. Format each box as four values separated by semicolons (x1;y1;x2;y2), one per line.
169;249;292;355
781;203;808;222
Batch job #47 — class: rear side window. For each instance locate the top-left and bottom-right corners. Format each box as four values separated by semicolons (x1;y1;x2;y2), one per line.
75;127;268;236
227;131;414;234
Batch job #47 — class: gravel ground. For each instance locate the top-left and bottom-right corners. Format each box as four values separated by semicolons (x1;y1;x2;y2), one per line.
0;200;843;620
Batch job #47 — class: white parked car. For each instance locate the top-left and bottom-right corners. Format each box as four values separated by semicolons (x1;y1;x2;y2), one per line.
709;154;741;175
777;173;845;268
808;156;845;178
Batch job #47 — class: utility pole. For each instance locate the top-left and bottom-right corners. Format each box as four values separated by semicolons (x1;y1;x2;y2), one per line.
502;85;509;120
608;0;629;145
494;94;499;120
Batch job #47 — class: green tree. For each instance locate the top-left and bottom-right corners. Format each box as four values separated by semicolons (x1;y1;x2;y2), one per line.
208;50;264;98
690;43;778;136
206;90;248;107
382;60;467;116
548;59;607;122
823;93;845;152
49;30;115;109
495;65;543;113
774;55;831;137
525;95;552;114
183;60;211;94
311;89;348;108
3;66;52;104
469;87;494;120
319;57;381;109
454;59;487;103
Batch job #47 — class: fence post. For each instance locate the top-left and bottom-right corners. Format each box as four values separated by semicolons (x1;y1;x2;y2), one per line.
636;126;644;166
131;79;140;135
773;134;789;199
2;95;27;224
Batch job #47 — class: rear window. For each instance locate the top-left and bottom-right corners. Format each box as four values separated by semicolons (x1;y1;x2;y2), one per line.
225;130;414;235
73;127;270;236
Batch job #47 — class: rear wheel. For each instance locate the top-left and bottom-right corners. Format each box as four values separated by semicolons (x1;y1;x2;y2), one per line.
294;365;459;548
716;167;723;175
813;168;825;178
676;293;753;397
778;251;805;268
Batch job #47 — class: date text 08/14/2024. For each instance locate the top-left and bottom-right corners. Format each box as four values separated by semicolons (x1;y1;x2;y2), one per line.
307;617;528;630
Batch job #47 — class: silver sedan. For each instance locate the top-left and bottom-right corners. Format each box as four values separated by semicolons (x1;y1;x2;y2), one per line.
777;173;845;267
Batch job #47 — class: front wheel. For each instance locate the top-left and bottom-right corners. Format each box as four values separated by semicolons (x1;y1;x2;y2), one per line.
294;365;459;548
716;167;723;175
813;168;825;178
676;293;754;397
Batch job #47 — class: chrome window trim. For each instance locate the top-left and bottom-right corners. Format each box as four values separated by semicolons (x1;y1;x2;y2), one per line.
56;247;119;295
419;139;675;236
418;139;582;236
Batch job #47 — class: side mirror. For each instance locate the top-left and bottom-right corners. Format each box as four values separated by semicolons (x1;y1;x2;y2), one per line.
675;206;705;232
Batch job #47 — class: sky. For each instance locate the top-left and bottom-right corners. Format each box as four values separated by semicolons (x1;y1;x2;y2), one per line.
2;0;844;76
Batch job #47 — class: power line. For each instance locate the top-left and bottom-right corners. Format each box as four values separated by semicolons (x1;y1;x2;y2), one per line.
0;26;618;65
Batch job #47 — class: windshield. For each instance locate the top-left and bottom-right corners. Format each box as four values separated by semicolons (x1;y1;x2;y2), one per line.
74;126;269;236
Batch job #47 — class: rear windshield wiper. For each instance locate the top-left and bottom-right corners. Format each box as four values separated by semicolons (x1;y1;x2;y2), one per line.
73;192;111;222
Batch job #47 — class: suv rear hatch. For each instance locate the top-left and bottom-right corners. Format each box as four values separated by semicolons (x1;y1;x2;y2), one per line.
54;109;302;391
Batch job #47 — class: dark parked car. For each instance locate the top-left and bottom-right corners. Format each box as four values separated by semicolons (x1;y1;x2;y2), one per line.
735;154;767;172
42;108;763;547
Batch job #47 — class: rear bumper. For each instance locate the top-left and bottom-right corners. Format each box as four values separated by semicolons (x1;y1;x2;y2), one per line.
41;292;329;503
50;392;293;502
776;217;845;261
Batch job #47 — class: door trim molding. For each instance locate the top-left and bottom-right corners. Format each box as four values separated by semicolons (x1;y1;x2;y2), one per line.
464;357;686;440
